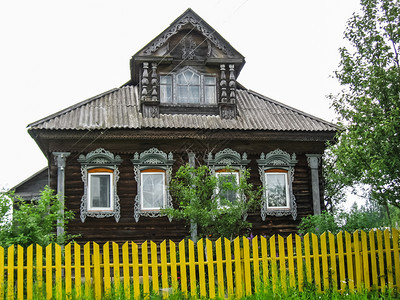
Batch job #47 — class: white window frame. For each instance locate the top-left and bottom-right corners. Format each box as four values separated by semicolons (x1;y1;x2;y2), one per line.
87;171;114;212
215;171;240;207
140;171;166;211
265;171;290;210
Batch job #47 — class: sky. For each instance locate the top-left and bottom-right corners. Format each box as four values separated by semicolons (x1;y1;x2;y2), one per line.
0;0;361;190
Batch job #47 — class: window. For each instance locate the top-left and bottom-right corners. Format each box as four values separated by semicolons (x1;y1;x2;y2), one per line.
160;67;216;104
78;148;122;222
216;170;239;205
131;148;174;222
257;149;297;220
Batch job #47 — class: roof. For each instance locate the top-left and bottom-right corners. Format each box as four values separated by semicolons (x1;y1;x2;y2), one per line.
28;85;337;133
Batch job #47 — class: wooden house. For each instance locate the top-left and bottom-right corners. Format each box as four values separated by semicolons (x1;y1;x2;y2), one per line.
27;9;336;244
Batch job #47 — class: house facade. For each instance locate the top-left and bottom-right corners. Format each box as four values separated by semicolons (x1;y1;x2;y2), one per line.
27;9;336;244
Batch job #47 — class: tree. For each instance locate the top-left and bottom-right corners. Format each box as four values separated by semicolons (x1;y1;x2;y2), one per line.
162;164;262;241
328;0;400;215
0;186;75;247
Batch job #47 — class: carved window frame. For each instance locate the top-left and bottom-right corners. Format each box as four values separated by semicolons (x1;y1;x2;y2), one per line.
131;148;174;222
205;148;250;207
257;149;298;221
78;148;123;223
160;66;217;105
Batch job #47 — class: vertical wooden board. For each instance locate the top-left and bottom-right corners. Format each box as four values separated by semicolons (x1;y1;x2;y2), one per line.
112;242;120;292
234;237;243;298
206;239;216;299
197;239;206;298
260;236;269;287
188;239;197;297
312;233;321;292
278;235;286;293
376;230;385;291
295;235;304;291
150;241;159;295
169;241;178;292
178;240;187;296
320;233;329;291
93;242;103;300
215;238;225;299
328;233;337;291
55;244;62;299
361;231;370;291
287;235;295;289
131;242;140;300
45;244;52;300
0;246;4;300
353;231;362;292
160;240;169;299
64;244;72;300
252;236;260;292
224;238;234;297
7;245;14;300
345;231;354;292
384;229;393;289
74;243;82;298
26;245;33;300
17;245;24;300
392;229;400;290
103;242;111;297
122;242;131;300
269;235;277;291
337;232;346;292
84;242;91;298
243;237;252;296
368;230;378;289
304;233;312;284
36;245;43;297
141;241;150;297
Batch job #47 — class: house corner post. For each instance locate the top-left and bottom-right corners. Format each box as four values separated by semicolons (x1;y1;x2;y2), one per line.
188;152;198;243
53;152;71;241
306;154;322;215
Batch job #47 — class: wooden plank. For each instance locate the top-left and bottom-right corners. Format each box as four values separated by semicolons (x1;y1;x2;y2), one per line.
84;242;91;298
361;231;370;291
64;244;72;300
169;241;178;292
287;234;295;288
252;236;260;292
260;236;269;288
224;238;234;297
234;237;243;298
278;235;286;293
122;242;130;299
384;229;393;289
345;231;354;292
0;246;4;300
93;242;102;300
142;241;150;297
17;245;24;300
55;244;62;299
46;244;52;300
215;238;225;299
295;234;303;291
243;237;252;296
392;229;400;290
320;233;329;291
369;230;378;289
207;239;216;299
270;235;277;291
26;245;33;300
376;230;385;292
151;241;159;295
112;242;120;293
312;233;321;292
160;240;169;299
7;245;14;300
131;242;140;300
337;232;346;292
188;239;197;297
304;233;312;284
329;233;337;291
103;242;111;297
74;243;82;298
178;240;188;296
353;231;362;292
197;239;206;298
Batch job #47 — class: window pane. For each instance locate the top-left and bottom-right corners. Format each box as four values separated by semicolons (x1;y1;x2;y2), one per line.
218;173;238;204
266;173;288;207
160;75;172;84
142;173;164;209
205;85;216;104
160;76;172;103
205;76;216;85
188;86;200;103
90;174;111;208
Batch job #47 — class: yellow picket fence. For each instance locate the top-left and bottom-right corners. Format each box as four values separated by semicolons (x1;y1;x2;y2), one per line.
0;229;399;299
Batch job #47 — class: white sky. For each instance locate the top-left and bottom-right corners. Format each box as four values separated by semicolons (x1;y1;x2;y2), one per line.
0;0;361;190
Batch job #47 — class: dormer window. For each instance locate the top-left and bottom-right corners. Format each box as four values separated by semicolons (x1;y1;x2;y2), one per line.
160;67;216;104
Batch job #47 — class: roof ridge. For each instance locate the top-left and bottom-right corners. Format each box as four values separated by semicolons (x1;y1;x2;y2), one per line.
245;89;338;129
27;87;121;128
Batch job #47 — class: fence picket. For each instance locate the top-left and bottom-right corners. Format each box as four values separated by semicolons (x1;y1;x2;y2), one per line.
169;240;178;292
84;242;91;298
160;240;169;299
207;238;216;299
304;233;312;284
312;233;321;292
369;230;378;289
93;242;102;299
215;238;225;299
393;229;400;289
252;236;260;292
376;230;385;291
260;236;268;288
151;241;159;295
7;245;14;300
361;231;370;291
188;239;196;297
17;245;23;300
224;238;234;297
74;243;82;298
103;242;111;297
287;234;295;288
26;245;33;300
0;246;3;300
320;233;329;291
384;229;393;289
45;244;52;300
197;239;206;297
131;242;140;300
328;233;337;291
234;237;243;298
345;231;354;292
178;239;187;296
270;235;277;291
353;231;362;292
295;234;303;291
337;232;346;292
122;242;130;299
55;244;62;299
243;236;252;296
278;235;286;293
64;243;72;300
142;241;150;297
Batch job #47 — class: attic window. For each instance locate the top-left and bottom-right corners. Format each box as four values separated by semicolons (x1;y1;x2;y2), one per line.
160;67;216;104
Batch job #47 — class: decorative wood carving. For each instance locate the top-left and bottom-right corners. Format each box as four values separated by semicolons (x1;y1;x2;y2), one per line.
220;64;227;103
181;36;197;60
141;62;149;101
151;63;158;101
229;64;236;103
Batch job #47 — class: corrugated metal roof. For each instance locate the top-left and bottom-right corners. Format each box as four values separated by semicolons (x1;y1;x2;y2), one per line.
27;86;337;132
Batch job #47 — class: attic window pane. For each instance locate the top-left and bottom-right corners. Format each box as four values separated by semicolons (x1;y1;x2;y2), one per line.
177;70;200;103
160;75;172;103
205;76;216;104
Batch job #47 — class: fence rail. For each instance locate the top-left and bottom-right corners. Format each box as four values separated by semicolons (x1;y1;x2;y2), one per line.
1;228;399;299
